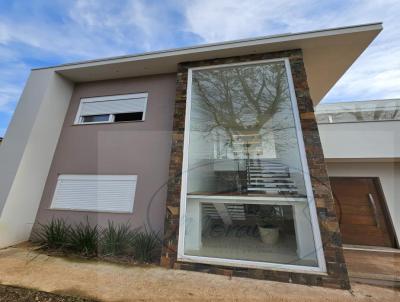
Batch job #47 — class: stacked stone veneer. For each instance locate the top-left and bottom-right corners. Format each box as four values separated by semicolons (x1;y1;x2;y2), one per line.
160;49;350;289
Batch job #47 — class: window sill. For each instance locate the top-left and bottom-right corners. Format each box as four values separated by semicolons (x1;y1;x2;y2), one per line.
47;207;134;214
72;120;145;126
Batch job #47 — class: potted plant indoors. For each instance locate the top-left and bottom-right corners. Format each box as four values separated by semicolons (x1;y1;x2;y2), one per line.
256;205;283;245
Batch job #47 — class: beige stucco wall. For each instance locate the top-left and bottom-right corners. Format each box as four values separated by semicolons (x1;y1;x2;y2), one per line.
32;73;177;234
0;70;74;248
326;161;400;244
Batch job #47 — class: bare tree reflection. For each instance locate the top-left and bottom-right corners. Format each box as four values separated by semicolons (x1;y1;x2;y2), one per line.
189;62;305;195
192;63;290;141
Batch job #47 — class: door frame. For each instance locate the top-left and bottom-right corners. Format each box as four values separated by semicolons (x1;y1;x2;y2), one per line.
329;176;398;249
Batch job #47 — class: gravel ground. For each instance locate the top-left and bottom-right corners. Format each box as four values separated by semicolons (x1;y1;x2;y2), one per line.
0;246;398;302
0;284;96;302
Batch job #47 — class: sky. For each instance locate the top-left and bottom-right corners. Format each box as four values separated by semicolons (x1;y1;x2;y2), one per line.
0;0;399;136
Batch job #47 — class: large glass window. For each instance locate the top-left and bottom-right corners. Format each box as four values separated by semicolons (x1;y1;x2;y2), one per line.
179;60;325;271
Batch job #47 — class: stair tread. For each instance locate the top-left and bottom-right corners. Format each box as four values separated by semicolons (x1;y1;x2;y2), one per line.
248;184;296;187
247;188;298;191
249;180;294;183
250;177;291;179
250;174;290;177
248;164;287;166
248;168;288;171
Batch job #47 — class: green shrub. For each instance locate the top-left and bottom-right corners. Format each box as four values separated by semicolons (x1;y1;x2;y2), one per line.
69;220;99;256
33;218;71;250
132;228;160;263
100;221;137;256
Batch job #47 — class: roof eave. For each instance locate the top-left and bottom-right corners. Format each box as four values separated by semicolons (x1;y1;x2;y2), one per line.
37;23;383;105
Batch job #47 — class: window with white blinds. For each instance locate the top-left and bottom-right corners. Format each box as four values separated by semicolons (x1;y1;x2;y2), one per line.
74;93;148;124
50;175;137;213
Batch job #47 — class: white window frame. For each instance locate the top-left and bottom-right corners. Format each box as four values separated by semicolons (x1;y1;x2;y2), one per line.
74;93;148;125
50;174;138;213
177;58;327;274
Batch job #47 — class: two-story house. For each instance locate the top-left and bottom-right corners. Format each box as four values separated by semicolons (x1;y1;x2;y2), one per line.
0;23;386;289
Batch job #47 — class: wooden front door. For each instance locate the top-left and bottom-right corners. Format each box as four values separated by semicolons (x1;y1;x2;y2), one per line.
330;177;396;248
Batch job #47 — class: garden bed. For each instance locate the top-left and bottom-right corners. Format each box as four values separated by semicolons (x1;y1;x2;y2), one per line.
32;219;161;265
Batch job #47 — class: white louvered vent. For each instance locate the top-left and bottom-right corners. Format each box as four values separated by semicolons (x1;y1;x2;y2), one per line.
50;175;137;213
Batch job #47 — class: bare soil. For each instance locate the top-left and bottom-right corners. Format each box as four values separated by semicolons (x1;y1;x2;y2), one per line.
0;245;398;302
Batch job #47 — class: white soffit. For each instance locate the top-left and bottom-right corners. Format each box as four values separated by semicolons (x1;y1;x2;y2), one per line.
45;23;381;105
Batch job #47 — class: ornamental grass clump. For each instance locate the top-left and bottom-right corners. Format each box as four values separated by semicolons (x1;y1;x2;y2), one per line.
33;218;71;250
68;220;99;256
132;228;161;263
32;218;162;264
100;221;137;256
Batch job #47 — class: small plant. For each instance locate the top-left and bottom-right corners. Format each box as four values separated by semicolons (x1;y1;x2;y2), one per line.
69;219;99;256
132;228;160;263
33;218;71;250
256;205;283;228
100;221;137;256
256;205;284;245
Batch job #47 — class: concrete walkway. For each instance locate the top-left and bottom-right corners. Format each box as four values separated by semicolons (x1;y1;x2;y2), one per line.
0;246;398;302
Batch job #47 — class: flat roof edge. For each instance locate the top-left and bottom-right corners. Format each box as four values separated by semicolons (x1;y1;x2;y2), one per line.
316;99;400;113
319;98;400;104
32;22;382;71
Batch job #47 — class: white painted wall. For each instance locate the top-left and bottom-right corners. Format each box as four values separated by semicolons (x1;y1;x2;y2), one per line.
0;70;74;248
318;121;400;160
326;162;400;244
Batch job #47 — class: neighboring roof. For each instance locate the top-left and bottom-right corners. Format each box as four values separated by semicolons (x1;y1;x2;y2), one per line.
316;99;400;113
39;23;382;106
315;99;400;123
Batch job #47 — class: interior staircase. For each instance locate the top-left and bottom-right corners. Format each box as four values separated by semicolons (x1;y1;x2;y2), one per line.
246;159;298;195
202;159;298;224
202;203;246;222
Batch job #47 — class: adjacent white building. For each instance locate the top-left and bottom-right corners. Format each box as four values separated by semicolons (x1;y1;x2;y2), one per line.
316;99;399;248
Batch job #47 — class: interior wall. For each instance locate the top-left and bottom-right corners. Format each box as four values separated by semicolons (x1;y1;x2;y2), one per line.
326;161;400;244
